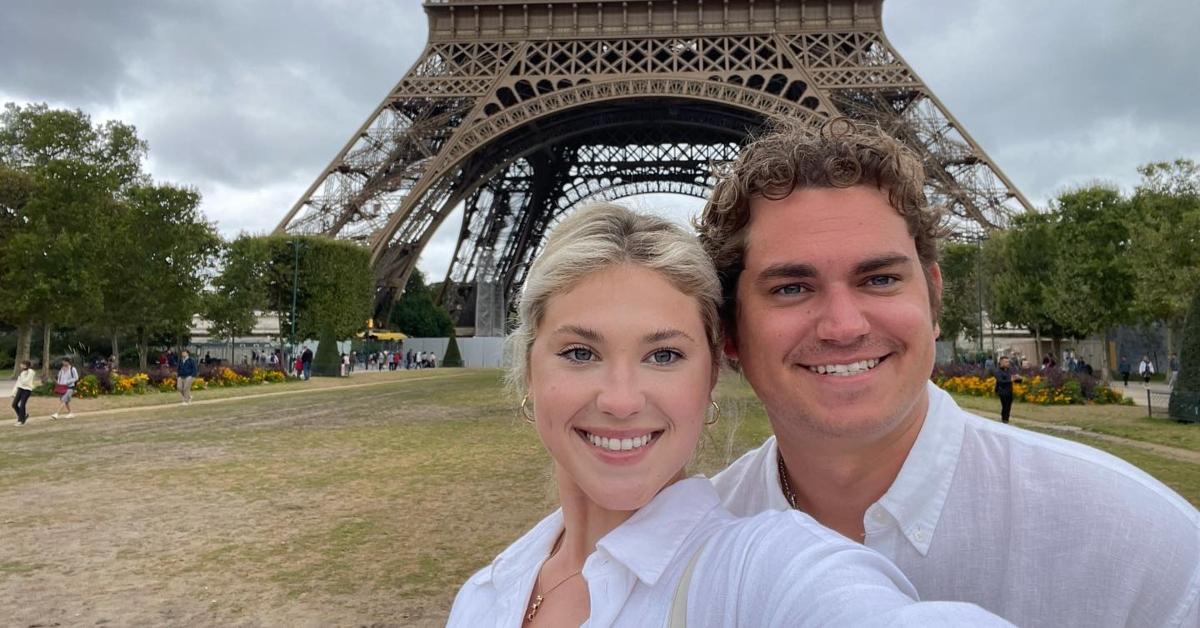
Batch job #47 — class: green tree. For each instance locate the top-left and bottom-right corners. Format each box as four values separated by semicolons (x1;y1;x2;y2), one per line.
937;241;983;356
388;269;454;337
1128;160;1200;354
255;236;372;359
95;184;219;370
203;235;269;364
0;103;147;376
1044;186;1137;360
983;212;1080;361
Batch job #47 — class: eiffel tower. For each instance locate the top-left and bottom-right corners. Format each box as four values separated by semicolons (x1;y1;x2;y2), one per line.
275;0;1032;329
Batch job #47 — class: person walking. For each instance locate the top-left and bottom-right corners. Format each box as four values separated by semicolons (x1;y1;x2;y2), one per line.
50;358;79;419
1168;353;1181;389
1138;355;1155;385
11;360;36;426
1119;356;1132;386
991;356;1022;424
177;349;198;405
301;346;314;380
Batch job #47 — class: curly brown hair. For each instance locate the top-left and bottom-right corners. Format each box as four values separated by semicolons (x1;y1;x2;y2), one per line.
696;116;946;336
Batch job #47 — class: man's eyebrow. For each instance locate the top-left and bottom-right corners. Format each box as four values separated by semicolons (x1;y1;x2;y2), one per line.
644;328;696;344
756;262;818;282
855;253;912;275
552;325;603;343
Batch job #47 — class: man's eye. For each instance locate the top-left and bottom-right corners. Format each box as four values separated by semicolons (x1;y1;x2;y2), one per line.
866;276;898;287
561;347;595;362
648;349;682;365
773;284;807;296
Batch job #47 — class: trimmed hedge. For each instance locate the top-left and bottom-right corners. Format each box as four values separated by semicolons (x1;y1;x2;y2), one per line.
1169;290;1200;422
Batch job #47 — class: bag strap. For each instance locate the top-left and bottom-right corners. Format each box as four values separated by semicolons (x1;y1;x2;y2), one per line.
667;540;708;628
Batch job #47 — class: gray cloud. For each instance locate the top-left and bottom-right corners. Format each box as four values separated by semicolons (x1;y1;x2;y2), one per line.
2;0;1195;279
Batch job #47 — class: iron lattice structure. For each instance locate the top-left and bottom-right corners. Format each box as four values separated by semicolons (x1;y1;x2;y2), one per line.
275;0;1032;327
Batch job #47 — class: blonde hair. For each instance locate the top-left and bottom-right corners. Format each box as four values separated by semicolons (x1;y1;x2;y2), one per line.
506;203;722;398
696;116;947;333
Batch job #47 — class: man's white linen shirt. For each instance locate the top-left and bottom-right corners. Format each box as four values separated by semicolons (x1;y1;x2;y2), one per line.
447;477;1010;627
712;382;1200;628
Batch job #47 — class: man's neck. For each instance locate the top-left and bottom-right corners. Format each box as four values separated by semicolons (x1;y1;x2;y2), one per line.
774;395;929;541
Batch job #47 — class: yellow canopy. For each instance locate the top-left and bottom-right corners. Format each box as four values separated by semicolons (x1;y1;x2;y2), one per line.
357;330;408;341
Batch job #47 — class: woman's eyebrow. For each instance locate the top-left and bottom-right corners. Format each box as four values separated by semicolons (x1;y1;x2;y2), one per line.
644;329;695;344
552;325;603;343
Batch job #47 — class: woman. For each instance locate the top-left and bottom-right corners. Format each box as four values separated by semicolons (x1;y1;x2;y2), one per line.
11;360;36;426
51;358;78;420
447;205;1007;627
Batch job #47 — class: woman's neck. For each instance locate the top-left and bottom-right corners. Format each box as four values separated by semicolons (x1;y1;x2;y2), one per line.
549;465;686;570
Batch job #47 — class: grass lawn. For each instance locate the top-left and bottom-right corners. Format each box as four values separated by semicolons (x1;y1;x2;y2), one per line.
1;369;1195;626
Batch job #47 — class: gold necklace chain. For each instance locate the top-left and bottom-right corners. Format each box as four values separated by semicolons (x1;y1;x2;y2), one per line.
777;452;800;509
525;569;581;622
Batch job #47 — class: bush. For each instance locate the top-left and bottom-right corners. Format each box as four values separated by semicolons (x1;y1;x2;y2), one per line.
1170;290;1200;422
442;335;463;368
312;327;342;377
932;365;1131;406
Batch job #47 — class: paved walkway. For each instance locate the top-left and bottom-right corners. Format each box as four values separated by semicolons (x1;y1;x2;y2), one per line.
1109;381;1175;409
2;371;474;421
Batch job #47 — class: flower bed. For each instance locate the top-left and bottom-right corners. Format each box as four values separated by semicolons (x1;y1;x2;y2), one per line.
932;364;1132;405
34;364;294;398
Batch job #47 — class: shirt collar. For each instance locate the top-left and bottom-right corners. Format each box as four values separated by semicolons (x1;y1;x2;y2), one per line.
596;477;721;586
483;507;564;591
478;477;721;590
874;381;966;555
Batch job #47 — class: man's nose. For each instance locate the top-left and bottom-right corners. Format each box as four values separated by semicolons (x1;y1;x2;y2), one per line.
814;285;871;343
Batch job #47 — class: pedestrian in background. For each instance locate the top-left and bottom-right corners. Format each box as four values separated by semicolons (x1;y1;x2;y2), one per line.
177;350;198;405
1119;356;1132;386
301;346;314;380
1138;355;1155;385
992;356;1022;424
11;360;36;426
51;358;79;419
1168;353;1181;389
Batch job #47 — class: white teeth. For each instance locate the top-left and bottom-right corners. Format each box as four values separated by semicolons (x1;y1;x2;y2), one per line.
808;358;881;376
584;431;654;452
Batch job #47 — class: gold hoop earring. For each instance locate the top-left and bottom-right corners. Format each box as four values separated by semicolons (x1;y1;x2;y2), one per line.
519;395;535;424
706;400;721;426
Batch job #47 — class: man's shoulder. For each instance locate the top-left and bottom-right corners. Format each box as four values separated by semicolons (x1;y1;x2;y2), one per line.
953;405;1199;529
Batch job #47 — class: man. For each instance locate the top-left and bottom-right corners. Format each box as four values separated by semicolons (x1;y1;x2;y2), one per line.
301;346;314;380
699;117;1199;627
991;356;1021;423
1119;355;1132;386
1139;354;1156;385
1169;353;1182;389
177;350;197;405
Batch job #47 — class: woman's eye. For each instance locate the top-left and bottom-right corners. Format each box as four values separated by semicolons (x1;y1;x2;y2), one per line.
562;347;594;362
649;349;682;365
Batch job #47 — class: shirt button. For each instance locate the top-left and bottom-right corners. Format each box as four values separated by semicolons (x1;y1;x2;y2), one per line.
913;529;926;542
871;510;887;523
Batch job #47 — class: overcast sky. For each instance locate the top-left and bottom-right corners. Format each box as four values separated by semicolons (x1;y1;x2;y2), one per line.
2;1;1196;279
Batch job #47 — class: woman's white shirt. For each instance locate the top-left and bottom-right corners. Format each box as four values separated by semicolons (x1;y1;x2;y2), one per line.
447;477;1010;627
14;368;36;392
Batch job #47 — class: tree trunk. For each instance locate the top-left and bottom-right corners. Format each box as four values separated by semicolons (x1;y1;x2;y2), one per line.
111;332;121;369
41;321;52;380
1033;326;1043;364
137;328;149;372
11;320;33;378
